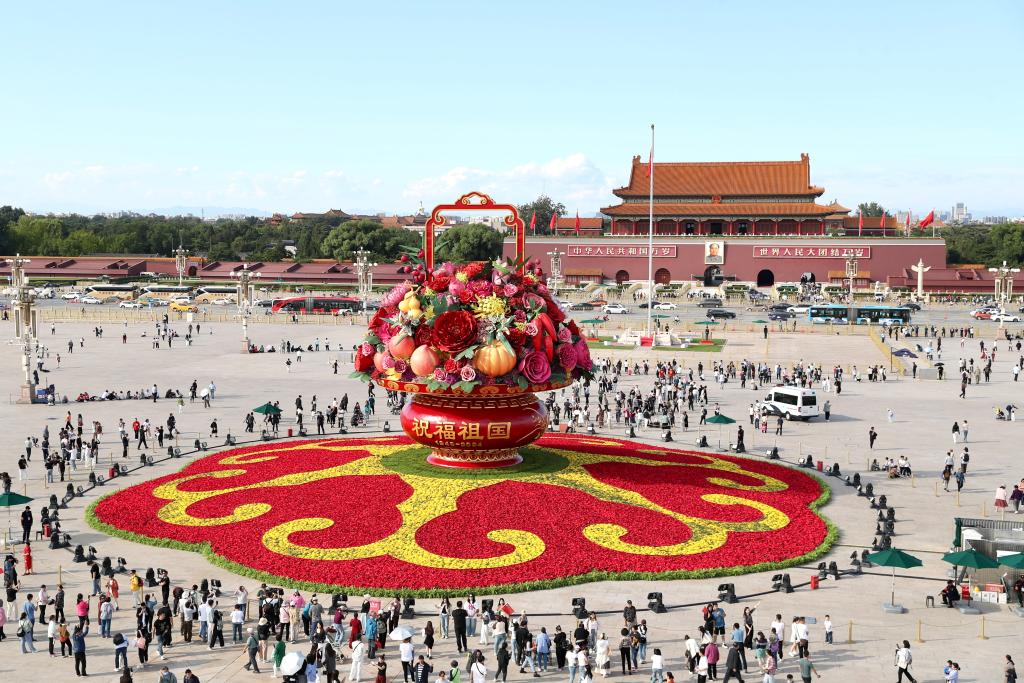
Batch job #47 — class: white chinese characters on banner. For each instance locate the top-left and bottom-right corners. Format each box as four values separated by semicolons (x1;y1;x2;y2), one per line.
752;246;871;259
566;245;677;258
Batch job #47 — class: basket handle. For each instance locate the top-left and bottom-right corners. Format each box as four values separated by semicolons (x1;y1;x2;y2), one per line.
423;192;525;274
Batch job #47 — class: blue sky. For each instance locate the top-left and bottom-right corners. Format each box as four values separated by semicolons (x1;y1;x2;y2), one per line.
2;0;1022;217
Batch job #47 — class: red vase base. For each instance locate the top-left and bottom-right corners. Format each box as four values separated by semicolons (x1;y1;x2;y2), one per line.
425;449;523;469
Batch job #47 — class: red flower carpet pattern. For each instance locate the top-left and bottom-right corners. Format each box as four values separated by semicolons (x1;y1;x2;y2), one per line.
89;435;833;595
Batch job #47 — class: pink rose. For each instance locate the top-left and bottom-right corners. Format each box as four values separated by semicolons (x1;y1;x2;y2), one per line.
381;354;396;370
574;339;593;372
433;368;447;382
360;342;374;356
503;284;519;297
514;310;527;323
518;350;552;384
556;343;578;372
557;326;572;343
525;322;539;336
393;359;407;374
460;366;477;382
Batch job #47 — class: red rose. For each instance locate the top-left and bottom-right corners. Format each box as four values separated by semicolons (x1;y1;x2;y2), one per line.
414;324;432;347
505;328;526;350
432;310;478;353
428;274;451;292
543;295;566;324
567;320;580;337
458;262;485;281
354;351;374;372
444;358;459;374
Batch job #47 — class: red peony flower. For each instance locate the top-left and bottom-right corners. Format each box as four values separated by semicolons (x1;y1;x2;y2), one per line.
433;310;478;353
457;289;476;305
444;358;459;374
428;274;451;292
458;262;485;281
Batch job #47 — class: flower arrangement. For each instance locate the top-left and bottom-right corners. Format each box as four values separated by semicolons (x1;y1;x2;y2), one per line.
88;435;835;597
351;253;593;392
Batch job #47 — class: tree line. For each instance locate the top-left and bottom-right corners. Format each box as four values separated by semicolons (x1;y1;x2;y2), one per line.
0;207;505;264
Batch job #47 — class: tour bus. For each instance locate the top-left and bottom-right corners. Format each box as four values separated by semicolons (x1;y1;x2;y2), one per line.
762;387;820;421
83;283;138;300
271;296;362;315
807;304;911;325
194;285;237;304
140;284;193;298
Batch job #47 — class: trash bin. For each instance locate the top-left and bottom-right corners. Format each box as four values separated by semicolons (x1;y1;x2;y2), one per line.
43;523;52;538
810;575;819;590
816;460;823;472
108;467;117;480
287;428;293;437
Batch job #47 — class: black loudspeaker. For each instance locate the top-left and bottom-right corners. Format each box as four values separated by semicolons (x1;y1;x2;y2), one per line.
771;574;793;593
401;598;416;619
571;597;587;619
647;592;667;613
717;583;737;604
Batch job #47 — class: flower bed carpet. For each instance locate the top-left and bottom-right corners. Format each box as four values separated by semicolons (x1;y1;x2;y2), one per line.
89;435;834;596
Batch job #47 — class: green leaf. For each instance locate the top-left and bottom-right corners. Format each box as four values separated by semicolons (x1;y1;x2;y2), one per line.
453;380;479;393
498;334;515;357
454;345;478;361
348;371;371;382
516;375;529;389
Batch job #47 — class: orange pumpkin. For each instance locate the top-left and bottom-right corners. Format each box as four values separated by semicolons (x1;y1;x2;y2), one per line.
473;341;517;378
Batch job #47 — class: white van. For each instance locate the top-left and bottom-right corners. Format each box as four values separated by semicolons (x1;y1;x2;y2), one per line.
762;387;819;421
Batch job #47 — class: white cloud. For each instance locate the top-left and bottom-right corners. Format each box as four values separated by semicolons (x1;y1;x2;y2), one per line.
402;154;617;213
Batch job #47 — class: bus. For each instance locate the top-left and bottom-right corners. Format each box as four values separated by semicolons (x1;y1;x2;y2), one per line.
808;304;911;325
83;284;138;300
271;296;363;315
194;285;237;304
140;284;193;297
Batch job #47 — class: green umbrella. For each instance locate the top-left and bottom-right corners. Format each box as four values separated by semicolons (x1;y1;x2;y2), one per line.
706;414;736;424
652;314;670;319
252;402;282;415
579;319;605;324
998;553;1024;569
694;320;719;325
866;548;923;608
751;319;769;324
942;548;1000;570
0;491;33;535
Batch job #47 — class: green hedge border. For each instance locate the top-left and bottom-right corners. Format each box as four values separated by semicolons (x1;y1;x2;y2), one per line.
86;454;838;598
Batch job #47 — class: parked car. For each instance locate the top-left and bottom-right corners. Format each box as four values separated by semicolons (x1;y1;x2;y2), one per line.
706;309;736;320
786;305;810;314
118;301;143;309
170;302;198;313
62;291;83;300
697;299;723;308
211;298;233;306
603;303;629;314
79;296;102;304
769;312;794;321
992;313;1021;322
570;302;595;311
970;310;992;320
653;302;678;310
900;302;922;311
768;304;791;312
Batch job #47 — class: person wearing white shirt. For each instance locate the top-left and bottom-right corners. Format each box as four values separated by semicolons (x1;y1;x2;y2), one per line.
822;615;833;645
684;635;700;673
470;655;487;683
230;606;245;643
400;639;415;683
198;601;211;641
696;654;709;683
350;637;366;682
650;649;664;683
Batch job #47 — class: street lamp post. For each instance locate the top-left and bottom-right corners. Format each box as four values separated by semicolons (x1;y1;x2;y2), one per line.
354;249;377;313
988;260;1019;306
230;264;261;352
844;250;859;322
173;244;190;286
546;248;564;291
7;254;37;402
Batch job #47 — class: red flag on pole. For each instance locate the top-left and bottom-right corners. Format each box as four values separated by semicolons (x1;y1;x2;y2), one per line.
574;211;581;236
905;211;911;235
646;140;653;178
919;210;935;228
879;213;886;230
549;212;557;234
858;212;864;236
529;212;536;234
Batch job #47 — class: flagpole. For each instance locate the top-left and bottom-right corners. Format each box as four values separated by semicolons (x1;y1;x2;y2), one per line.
647;123;655;338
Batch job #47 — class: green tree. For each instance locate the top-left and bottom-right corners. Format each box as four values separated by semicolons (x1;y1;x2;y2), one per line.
0;206;25;253
517;195;567;236
857;202;888;217
322;220;419;263
434;223;504;263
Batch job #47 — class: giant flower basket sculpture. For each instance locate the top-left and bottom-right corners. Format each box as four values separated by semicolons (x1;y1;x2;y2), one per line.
352;193;594;467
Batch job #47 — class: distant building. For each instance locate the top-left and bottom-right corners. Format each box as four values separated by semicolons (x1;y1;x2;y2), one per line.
983;216;1009;224
951;202;969;223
